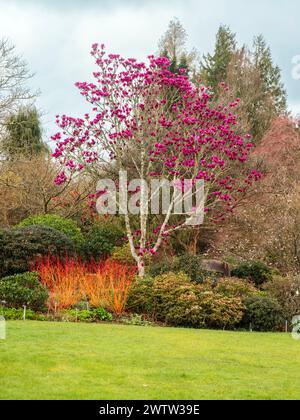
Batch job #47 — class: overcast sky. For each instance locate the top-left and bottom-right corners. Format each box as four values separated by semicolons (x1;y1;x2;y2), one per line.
0;0;299;143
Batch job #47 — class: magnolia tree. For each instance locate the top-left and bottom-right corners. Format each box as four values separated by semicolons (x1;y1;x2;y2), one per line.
52;44;261;276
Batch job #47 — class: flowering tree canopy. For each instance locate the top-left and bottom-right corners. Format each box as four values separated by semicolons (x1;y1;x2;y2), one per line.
52;44;261;276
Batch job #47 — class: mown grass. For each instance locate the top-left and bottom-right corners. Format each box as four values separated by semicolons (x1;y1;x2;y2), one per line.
0;321;300;400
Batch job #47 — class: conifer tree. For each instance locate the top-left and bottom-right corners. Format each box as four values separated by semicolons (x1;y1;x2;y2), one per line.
2;107;48;159
253;35;287;114
200;25;236;92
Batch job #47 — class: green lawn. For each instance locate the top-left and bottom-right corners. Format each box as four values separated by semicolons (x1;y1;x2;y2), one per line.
0;321;300;400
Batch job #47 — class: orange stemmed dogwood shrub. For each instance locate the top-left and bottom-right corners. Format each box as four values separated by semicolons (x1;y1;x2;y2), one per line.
80;260;136;314
34;256;84;312
34;256;136;314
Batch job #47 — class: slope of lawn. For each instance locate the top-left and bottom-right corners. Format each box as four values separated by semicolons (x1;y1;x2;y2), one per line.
0;321;300;400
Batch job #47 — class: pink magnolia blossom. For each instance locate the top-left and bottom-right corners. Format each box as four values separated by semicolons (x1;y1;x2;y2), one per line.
52;44;262;268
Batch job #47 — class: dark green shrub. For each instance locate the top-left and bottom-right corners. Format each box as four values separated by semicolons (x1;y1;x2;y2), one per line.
82;224;125;260
232;261;274;287
0;226;75;277
175;255;208;284
242;296;285;331
147;259;174;277
33;313;48;322
18;214;84;247
0;272;48;311
148;258;178;277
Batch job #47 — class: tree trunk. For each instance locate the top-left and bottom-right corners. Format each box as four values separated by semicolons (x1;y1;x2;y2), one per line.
137;258;145;278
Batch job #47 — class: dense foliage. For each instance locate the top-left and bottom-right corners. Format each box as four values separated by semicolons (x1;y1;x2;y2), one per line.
148;255;208;283
232;261;274;287
2;107;48;158
128;273;245;329
127;273;287;331
242;296;285;332
0;226;75;277
0;272;48;311
82;224;125;260
18;214;84;247
0;307;43;320
166;290;245;329
264;275;300;319
111;243;135;264
214;277;259;298
62;308;113;322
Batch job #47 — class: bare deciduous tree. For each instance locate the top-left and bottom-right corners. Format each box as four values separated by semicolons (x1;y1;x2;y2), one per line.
214;117;300;273
0;155;94;227
158;18;197;73
0;38;37;139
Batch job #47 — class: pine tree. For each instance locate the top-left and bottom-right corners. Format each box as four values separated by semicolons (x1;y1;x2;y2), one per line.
200;28;287;143
200;25;236;92
253;35;287;114
1;107;48;159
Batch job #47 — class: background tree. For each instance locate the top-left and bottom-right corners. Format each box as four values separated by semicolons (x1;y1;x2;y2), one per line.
159;18;197;75
253;35;287;114
0;155;93;226
155;23;289;255
199;29;287;144
214;116;300;273
2;107;48;158
218;48;277;143
0;39;37;138
200;25;237;93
